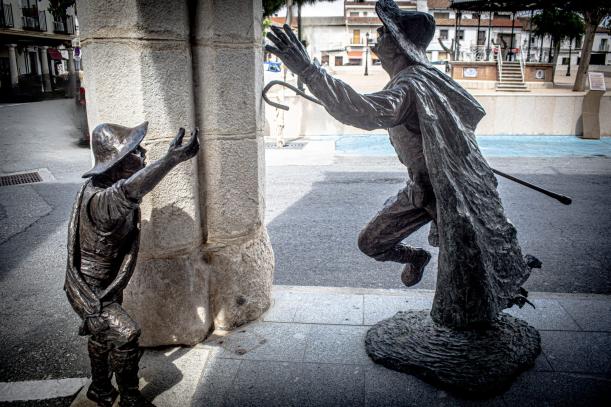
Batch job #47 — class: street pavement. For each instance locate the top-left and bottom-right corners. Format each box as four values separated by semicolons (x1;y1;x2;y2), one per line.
1;100;610;405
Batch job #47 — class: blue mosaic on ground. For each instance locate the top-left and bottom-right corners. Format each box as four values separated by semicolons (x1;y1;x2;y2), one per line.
335;135;611;157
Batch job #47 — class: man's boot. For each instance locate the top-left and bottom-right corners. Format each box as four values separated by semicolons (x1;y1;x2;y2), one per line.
110;344;154;407
398;246;431;287
376;245;431;287
87;338;118;407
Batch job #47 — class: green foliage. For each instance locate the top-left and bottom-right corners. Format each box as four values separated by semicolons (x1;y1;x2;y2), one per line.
263;0;286;17
532;8;585;42
48;0;75;20
262;0;338;18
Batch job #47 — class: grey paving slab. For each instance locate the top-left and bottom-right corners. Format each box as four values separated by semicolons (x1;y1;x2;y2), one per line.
363;293;433;325
222;360;304;407
502;370;611;406
139;347;209;406
534;353;554;372
558;297;611;332
263;297;299;323
191;358;241;407
540;331;611;375
202;322;310;362
298;363;365;406
292;292;364;325
503;298;580;331
303;325;371;365
364;364;506;407
72;347;210;407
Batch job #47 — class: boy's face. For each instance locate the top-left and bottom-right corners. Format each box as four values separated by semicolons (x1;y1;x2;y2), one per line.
115;145;146;179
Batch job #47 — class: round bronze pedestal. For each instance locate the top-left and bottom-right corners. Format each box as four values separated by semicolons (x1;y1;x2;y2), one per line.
365;310;541;398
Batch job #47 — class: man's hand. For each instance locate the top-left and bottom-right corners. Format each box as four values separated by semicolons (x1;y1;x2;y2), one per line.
167;127;199;165
265;24;311;75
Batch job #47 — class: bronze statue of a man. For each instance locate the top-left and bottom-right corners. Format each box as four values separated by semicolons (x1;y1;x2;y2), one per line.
266;0;534;329
65;122;199;406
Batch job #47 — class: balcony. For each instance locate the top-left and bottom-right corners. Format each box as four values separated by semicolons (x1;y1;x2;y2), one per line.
1;3;14;28
22;9;47;32
53;15;74;35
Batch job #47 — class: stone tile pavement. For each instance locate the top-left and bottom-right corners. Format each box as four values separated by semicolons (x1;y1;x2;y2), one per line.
67;285;611;406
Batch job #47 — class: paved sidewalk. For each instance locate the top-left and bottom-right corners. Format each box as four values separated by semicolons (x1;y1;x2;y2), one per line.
66;285;611;406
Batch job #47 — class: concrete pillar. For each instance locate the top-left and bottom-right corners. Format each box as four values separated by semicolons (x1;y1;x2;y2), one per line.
67;47;76;96
39;46;52;91
7;44;19;87
193;0;274;330
77;0;208;346
32;47;42;75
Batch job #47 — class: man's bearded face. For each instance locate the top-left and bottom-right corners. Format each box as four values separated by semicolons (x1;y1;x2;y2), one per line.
371;25;401;68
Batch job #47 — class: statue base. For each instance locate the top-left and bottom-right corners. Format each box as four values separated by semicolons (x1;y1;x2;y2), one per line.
365;310;541;398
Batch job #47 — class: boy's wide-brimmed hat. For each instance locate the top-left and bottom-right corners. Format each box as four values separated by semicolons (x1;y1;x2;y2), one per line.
375;0;435;65
82;122;148;178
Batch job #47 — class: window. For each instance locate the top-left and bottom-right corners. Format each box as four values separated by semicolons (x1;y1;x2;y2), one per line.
348;58;362;66
575;36;582;48
599;38;608;51
562;57;570;65
321;55;329;65
363;11;368;16
434;12;450;19
335;56;343;66
457;30;464;40
349;11;358;17
439;29;448;40
353;29;360;44
477;30;486;45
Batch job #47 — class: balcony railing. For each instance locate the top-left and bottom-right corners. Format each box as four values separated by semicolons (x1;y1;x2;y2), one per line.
53;15;74;35
22;9;47;31
1;3;14;28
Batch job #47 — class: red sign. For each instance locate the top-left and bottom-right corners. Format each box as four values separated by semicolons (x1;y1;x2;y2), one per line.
48;48;63;60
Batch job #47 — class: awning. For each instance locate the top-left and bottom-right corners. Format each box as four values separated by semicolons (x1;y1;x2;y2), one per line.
347;51;363;58
48;48;63;60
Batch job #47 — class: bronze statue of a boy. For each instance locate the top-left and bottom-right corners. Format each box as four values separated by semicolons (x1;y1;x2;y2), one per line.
65;122;199;406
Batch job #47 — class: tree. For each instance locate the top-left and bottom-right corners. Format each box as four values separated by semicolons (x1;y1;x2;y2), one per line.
47;0;75;20
563;1;611;91
532;8;584;78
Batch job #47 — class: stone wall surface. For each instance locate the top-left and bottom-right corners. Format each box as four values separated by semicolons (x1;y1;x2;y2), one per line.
270;92;611;137
193;0;274;329
77;0;273;345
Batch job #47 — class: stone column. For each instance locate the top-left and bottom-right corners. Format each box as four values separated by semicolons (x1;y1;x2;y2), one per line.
193;0;274;330
67;47;76;96
77;0;210;346
7;44;19;87
39;46;52;91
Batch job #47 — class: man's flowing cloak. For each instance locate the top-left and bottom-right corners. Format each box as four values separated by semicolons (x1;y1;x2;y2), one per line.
64;181;140;334
405;65;531;329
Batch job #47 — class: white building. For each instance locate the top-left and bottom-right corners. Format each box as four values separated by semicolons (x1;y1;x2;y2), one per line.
0;0;77;96
270;0;610;70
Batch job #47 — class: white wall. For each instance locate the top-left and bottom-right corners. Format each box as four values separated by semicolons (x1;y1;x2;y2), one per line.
266;92;611;138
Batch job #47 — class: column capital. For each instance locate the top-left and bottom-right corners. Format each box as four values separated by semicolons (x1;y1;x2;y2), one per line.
40;45;49;51
8;44;17;49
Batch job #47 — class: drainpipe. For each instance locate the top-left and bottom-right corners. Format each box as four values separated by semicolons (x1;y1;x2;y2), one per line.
509;11;515;61
486;10;492;60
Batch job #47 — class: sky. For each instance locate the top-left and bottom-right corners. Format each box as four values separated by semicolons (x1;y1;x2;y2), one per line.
274;1;345;17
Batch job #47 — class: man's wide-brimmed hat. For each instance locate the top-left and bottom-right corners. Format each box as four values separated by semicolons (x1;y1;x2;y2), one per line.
82;122;148;178
375;0;435;66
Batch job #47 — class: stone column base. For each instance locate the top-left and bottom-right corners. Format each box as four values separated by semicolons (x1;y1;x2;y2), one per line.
123;248;212;347
207;227;275;330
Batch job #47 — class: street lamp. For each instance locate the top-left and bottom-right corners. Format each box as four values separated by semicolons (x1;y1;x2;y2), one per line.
365;32;370;76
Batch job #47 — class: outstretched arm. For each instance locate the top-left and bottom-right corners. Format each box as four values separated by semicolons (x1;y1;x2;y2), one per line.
265;24;410;130
122;128;199;202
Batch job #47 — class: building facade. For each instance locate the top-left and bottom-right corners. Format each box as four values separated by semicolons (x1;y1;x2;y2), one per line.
271;0;610;72
0;0;77;98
